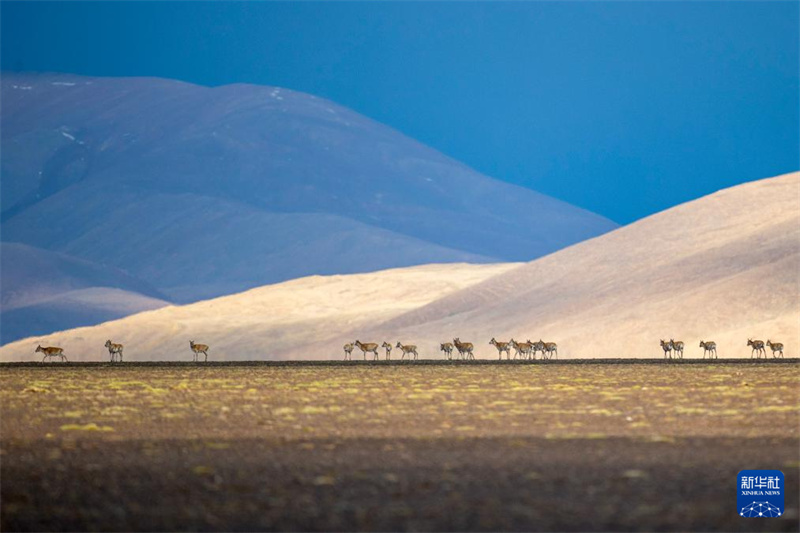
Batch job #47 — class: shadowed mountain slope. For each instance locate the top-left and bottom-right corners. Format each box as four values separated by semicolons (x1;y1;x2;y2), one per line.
0;243;169;343
1;72;616;305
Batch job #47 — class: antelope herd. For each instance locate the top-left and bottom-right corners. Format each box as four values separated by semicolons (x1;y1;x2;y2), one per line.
487;338;558;360
343;337;558;361
749;339;784;359
338;337;787;361
28;336;789;363
658;338;786;359
32;340;212;363
659;339;693;359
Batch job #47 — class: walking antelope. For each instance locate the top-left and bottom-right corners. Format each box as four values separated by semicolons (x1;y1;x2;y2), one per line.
453;338;475;360
396;342;419;360
509;339;533;360
490;338;511;360
541;340;558;359
104;340;124;363
343;343;354;360
670;339;684;359
766;340;784;358
660;339;672;359
440;342;455;360
747;339;766;359
36;345;67;363
699;340;717;359
354;340;379;360
531;340;546;359
525;340;538;360
381;341;393;360
189;340;209;362
509;339;521;358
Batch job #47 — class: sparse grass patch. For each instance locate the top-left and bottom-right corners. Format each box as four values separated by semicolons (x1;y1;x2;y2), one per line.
1;363;798;443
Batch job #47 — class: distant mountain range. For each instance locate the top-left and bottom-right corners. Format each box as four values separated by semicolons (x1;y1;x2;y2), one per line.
0;72;616;342
3;172;795;361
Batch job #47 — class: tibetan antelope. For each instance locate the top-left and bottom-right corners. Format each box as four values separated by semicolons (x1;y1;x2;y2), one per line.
440;342;454;360
525;339;544;361
531;339;546;359
189;340;209;362
453;338;475;360
381;341;393;360
105;340;124;363
541;340;558;359
396;342;418;360
509;339;533;360
490;338;511;360
747;339;766;359
36;345;67;363
660;339;672;359
343;343;354;360
354;340;379;360
699;340;717;359
766;340;784;358
670;339;684;359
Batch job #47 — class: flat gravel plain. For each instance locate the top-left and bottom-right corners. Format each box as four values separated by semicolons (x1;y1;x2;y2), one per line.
1;361;798;531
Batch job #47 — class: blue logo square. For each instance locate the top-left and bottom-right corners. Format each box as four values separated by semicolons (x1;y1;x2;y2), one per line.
738;470;784;517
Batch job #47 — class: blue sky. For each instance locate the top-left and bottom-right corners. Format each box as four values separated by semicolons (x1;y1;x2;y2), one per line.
2;1;797;223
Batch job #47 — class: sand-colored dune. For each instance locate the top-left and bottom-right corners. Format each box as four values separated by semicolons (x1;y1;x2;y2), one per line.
2;172;797;362
315;172;798;360
0;263;517;361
